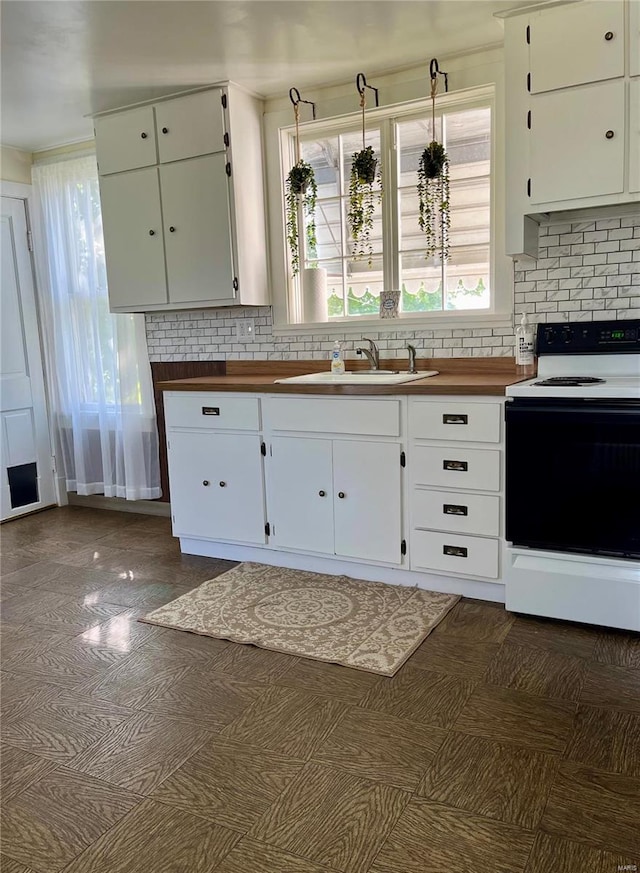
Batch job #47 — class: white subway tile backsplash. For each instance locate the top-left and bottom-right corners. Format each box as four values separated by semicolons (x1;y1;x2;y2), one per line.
145;215;639;362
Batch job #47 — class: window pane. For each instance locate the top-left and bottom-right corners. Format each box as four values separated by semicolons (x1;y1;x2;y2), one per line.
400;254;443;312
445;249;490;310
346;256;384;316
316;260;346;318
306;198;342;264
300;136;340;199
346;198;383;259
396;117;442;187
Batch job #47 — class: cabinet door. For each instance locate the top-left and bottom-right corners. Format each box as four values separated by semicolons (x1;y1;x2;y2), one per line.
168;431;265;543
156;90;225;163
268;437;334;554
160;154;236;304
529;1;624;93
100;168;168;309
632;0;640;78
630;80;640;194
95;107;157;175
530;80;625;205
333;440;402;565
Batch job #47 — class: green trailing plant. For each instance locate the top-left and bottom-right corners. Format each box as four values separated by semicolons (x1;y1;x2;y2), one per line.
348;145;381;266
417;141;450;263
286;160;317;276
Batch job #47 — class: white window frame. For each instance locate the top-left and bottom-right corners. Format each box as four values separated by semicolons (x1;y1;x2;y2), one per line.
272;84;513;335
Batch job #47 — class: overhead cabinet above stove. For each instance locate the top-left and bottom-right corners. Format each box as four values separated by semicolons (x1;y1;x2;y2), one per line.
94;85;269;312
504;0;640;257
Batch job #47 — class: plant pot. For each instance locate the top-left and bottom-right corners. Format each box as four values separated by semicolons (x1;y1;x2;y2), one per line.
357;159;377;185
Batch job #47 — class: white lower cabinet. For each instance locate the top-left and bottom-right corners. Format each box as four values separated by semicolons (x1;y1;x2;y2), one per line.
268;435;402;565
408;397;505;583
167;430;266;544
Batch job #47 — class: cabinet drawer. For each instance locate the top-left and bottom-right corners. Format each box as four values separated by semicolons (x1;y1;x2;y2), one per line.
412;530;500;579
410;400;501;443
267;397;400;436
95;107;157;175
412;489;500;537
413;446;500;492
165;393;260;431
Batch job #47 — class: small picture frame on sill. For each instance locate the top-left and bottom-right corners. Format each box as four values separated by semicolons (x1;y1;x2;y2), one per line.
379;289;400;319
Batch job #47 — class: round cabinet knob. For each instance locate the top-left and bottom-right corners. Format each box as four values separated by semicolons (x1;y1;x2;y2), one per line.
219;481;226;488
605;130;615;139
202;480;210;486
140;132;148;139
604;31;614;40
169;226;176;232
148;230;155;236
338;491;346;499
318;490;326;497
161;127;169;134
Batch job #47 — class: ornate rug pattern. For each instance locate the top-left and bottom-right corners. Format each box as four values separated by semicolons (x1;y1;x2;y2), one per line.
141;562;460;676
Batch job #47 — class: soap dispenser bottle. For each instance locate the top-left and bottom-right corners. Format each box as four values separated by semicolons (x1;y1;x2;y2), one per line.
515;312;535;375
331;340;345;375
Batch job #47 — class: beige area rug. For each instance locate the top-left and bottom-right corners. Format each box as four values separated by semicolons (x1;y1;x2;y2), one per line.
141;562;459;676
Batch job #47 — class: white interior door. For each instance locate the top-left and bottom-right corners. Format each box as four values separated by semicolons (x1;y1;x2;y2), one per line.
1;197;56;520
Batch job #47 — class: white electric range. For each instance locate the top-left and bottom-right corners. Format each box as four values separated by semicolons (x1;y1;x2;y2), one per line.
504;319;640;631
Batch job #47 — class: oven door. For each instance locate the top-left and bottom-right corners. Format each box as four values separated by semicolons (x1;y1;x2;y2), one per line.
505;399;640;558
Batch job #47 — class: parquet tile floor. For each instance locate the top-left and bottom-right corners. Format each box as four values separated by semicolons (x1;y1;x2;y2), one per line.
1;505;639;872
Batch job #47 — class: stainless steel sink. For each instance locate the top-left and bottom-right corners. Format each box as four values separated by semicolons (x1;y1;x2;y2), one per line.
274;371;439;385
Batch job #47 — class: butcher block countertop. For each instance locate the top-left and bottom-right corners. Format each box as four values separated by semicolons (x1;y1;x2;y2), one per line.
158;358;525;396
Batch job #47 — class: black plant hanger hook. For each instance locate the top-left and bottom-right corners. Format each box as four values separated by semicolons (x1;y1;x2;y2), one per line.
355;73;380;108
288;87;316;120
429;58;449;94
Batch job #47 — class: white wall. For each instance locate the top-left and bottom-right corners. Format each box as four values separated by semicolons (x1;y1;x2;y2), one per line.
1;146;32;184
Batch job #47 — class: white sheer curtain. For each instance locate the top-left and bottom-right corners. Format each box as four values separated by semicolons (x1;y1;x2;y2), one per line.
33;155;161;500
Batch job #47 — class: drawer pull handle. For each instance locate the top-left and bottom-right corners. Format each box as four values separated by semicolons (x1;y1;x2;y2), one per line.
202;407;220;416
318;490;326;497
444;503;468;516
443;460;468;472
605;130;615;140
604;30;614;40
338;491;346;499
162;126;169;134
202;480;210;487
219;481;226;488
140;132;148;139
444;545;468;558
443;413;468;425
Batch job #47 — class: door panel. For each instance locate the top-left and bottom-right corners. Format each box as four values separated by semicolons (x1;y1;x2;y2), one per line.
161;154;235;304
333;440;402;565
156;90;225;163
269;437;334;554
1;197;56;519
95;106;157;175
630;80;640;194
168;431;265;543
99;168;168;309
530;80;625;204
530;0;624;93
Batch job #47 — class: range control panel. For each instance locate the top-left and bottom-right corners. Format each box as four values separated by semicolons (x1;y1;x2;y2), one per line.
537;319;640;355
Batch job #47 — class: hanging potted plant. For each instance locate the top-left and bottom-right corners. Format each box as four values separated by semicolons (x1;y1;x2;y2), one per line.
417;62;450;263
347;75;382;267
285;159;317;277
348;145;380;266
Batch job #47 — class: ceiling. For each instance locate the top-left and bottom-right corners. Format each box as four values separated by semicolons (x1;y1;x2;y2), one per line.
1;0;532;152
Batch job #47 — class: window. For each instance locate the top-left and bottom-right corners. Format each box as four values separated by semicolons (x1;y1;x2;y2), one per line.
282;88;494;324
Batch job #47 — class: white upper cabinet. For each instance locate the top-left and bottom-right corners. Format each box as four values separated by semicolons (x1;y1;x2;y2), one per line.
94;84;269;312
95;106;157;175
529;1;625;93
530;80;625;204
630;79;640;193
504;0;640;256
161;154;235;304
156;90;225;163
99;167;168;308
630;0;640;77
